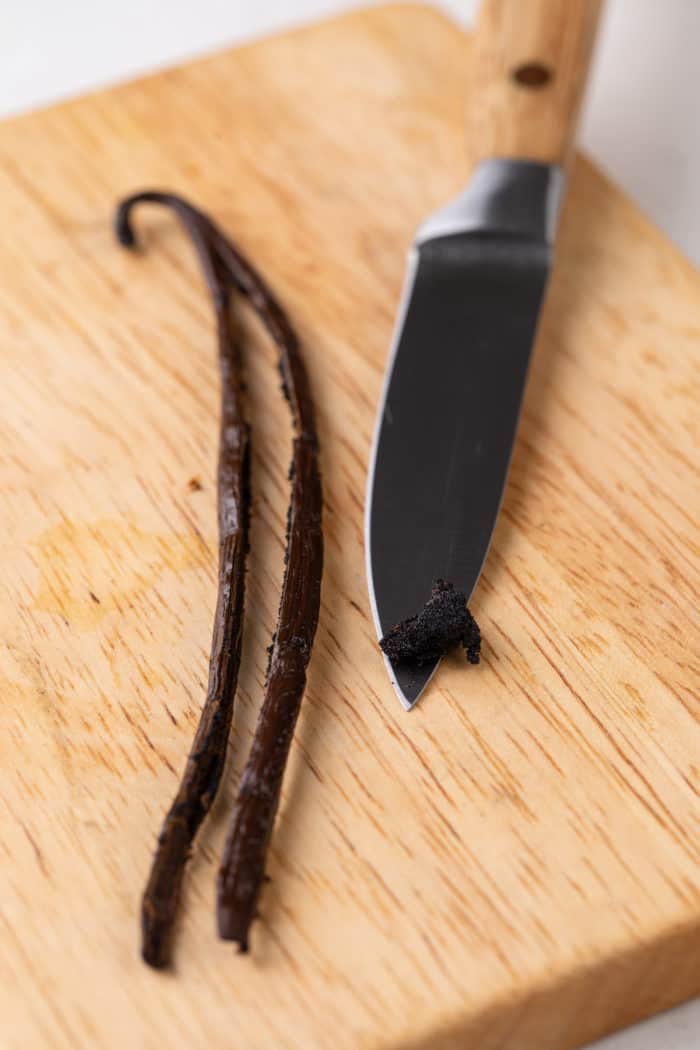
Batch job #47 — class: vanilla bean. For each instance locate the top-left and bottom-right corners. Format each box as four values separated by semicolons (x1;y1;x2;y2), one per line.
117;192;322;962
116;193;250;968
212;229;323;953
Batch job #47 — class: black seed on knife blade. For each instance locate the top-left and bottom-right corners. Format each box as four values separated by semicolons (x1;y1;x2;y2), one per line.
379;579;480;666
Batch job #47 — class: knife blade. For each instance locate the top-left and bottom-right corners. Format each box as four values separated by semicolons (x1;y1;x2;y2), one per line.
366;0;603;709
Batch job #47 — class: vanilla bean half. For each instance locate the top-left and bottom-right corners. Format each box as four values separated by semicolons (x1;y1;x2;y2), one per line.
116;193;250;968
211;229;323;953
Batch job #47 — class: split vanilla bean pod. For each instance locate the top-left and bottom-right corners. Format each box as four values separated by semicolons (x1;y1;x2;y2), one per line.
116;191;323;962
207;229;324;953
116;193;251;968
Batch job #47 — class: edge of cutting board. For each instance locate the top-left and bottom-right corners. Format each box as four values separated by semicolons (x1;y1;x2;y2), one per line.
0;5;698;1050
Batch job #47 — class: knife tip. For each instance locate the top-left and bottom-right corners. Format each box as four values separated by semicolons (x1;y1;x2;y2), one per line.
386;656;440;711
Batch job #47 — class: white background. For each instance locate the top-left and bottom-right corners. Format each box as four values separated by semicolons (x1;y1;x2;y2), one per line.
2;2;698;1048
3;0;699;264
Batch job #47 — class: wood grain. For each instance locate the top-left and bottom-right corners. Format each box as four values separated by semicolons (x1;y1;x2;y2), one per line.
0;5;698;1049
470;0;604;167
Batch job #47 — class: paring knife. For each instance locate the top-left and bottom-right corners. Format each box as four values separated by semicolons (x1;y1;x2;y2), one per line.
366;0;604;709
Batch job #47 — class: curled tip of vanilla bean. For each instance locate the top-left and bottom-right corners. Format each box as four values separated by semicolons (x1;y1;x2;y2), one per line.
117;191;250;969
115;212;137;249
116;191;196;249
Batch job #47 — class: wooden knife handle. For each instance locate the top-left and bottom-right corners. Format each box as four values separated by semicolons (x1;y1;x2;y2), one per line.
469;0;604;168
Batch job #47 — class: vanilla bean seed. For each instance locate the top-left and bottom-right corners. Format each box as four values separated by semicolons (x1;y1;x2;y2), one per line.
380;579;481;666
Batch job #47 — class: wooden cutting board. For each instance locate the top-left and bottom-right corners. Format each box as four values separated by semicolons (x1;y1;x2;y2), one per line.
0;6;698;1049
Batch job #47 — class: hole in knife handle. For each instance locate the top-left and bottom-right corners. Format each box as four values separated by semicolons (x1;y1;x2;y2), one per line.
511;62;553;88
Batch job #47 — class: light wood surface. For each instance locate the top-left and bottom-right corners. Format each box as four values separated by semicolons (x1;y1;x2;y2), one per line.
471;0;604;167
0;6;698;1049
